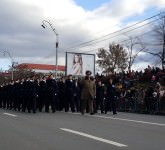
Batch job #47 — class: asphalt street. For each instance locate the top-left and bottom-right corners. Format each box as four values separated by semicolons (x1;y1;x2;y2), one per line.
0;109;165;150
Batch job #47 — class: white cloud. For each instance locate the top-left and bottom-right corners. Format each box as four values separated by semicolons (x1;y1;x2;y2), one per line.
0;0;165;71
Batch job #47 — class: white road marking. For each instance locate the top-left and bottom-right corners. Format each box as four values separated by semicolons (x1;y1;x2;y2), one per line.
68;112;165;127
88;115;165;127
60;128;127;147
3;113;17;117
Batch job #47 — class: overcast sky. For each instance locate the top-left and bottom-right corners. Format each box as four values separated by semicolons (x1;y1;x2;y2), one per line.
0;0;165;71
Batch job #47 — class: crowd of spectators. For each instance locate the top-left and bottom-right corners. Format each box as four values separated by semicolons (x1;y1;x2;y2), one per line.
95;65;165;114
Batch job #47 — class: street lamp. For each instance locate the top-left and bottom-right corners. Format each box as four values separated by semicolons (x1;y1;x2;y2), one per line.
41;20;59;78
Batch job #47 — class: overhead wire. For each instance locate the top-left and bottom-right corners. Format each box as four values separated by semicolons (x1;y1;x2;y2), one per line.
61;2;165;49
79;15;165;53
60;19;160;54
62;13;161;51
43;10;165;59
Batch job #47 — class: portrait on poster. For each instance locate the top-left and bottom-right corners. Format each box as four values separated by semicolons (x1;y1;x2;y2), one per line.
70;54;83;75
66;52;95;76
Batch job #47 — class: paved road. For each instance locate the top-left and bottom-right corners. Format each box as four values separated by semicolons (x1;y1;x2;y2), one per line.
0;109;165;150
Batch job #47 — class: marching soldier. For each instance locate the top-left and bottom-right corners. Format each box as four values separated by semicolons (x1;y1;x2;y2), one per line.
38;77;47;112
25;76;38;113
65;74;75;112
0;84;2;108
58;77;66;111
105;78;117;115
73;79;81;112
13;79;20;111
46;75;56;113
96;80;105;113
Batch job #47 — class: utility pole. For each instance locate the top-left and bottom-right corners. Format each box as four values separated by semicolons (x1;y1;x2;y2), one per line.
41;20;59;78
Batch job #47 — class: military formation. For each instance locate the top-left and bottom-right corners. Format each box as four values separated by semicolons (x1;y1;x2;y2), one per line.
0;71;118;115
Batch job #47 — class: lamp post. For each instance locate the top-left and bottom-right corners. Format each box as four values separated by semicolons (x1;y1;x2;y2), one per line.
41;20;59;78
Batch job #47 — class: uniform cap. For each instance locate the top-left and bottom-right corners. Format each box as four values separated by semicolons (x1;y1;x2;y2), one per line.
86;70;92;75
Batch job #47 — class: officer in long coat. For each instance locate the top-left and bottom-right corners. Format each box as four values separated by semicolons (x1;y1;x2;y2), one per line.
80;70;96;115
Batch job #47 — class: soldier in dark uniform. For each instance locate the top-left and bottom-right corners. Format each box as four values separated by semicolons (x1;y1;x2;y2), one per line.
2;83;6;109
21;79;29;112
7;81;13;109
25;78;32;113
35;78;40;112
2;84;6;108
73;79;80;112
0;84;5;108
22;78;30;112
4;82;9;109
5;83;10;109
0;84;2;108
105;78;117;115
9;81;14;110
46;75;57;113
19;79;26;112
38;77;47;112
58;77;66;111
53;78;59;111
54;79;59;111
96;80;105;113
65;74;75;112
25;76;38;113
30;76;38;113
13;79;20;111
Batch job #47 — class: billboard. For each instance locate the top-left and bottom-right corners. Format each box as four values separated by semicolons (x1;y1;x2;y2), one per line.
66;52;95;76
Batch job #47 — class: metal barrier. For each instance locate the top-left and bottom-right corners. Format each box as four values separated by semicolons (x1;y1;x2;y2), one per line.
117;96;165;114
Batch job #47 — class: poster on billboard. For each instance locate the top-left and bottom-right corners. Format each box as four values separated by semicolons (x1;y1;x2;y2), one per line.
66;52;95;76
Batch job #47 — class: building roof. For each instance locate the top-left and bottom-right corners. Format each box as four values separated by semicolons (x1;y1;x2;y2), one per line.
0;72;12;76
18;63;65;71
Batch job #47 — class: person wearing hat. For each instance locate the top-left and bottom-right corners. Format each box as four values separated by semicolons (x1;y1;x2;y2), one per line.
80;70;96;115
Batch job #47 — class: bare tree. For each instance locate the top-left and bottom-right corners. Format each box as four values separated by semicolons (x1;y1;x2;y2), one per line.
0;73;6;85
97;43;128;74
146;12;165;69
13;64;35;79
124;36;146;71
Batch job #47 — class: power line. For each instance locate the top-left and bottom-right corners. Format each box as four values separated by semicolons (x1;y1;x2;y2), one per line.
63;2;165;49
57;22;161;55
70;24;160;54
91;2;165;37
61;17;161;54
58;31;152;54
63;13;161;51
46;12;165;57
